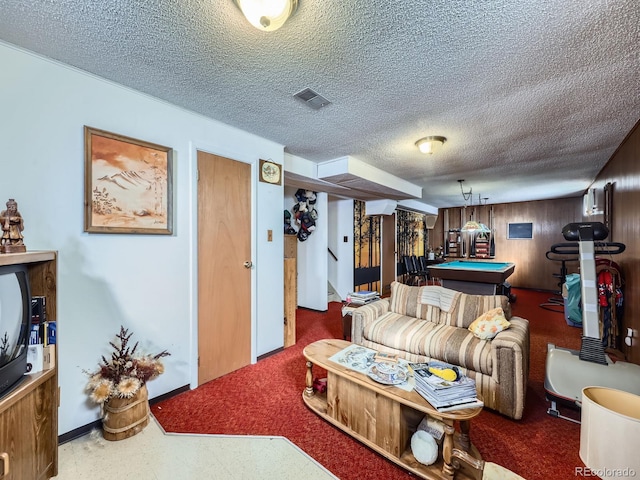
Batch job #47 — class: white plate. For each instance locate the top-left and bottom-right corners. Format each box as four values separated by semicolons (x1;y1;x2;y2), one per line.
367;362;408;385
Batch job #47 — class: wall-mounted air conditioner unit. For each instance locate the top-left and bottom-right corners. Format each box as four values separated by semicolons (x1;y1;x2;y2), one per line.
583;188;604;216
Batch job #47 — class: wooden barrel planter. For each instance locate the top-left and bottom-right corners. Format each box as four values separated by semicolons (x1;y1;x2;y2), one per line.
102;384;150;441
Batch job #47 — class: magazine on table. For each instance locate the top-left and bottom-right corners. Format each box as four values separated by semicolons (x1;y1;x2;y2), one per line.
410;362;476;390
414;383;483;410
413;369;475;389
348;297;379;305
350;290;379;299
415;387;478;405
414;385;478;406
428;397;484;412
347;293;380;305
409;360;481;410
415;384;476;400
346;290;380;305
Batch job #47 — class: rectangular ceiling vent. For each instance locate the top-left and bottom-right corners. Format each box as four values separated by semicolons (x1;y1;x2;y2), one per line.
293;88;331;110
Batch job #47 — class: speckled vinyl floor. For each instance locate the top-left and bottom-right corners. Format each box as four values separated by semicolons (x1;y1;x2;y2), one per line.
54;416;338;480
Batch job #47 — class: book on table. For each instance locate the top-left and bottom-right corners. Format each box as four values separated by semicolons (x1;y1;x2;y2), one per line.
349;291;379;300
348;297;378;305
351;290;379;298
347;291;380;305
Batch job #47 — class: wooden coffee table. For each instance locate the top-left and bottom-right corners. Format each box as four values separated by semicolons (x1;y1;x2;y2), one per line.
303;339;483;480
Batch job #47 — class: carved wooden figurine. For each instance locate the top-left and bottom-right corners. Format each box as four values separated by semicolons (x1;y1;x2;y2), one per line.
0;198;26;253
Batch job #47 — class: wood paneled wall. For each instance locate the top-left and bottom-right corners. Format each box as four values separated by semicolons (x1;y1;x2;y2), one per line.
429;119;640;364
589;120;640;363
492;199;583;290
432;198;583;290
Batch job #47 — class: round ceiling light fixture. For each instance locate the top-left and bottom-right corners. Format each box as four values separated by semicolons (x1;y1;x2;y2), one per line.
415;136;447;154
233;0;299;32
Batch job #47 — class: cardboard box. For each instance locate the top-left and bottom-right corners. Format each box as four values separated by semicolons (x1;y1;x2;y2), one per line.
25;344;43;374
43;345;56;370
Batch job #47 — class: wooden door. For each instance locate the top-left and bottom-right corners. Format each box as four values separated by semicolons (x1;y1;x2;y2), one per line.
197;151;252;385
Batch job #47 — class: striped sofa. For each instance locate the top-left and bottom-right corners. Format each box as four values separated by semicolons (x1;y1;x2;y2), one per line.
351;281;530;420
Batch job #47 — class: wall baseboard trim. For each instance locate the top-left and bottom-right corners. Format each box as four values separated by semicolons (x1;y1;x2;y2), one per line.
58;384;190;445
149;384;190;407
258;347;283;361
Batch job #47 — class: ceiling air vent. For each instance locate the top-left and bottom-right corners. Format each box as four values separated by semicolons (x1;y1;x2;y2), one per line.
293;88;331;110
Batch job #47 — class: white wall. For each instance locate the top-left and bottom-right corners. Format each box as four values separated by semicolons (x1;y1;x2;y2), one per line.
284;187;328;311
255;175;285;355
0;42;284;435
328;197;354;299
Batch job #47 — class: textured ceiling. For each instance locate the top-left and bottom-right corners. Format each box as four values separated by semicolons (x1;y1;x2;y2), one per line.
1;0;638;208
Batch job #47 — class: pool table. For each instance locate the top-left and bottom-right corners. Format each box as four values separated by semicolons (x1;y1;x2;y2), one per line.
428;260;515;296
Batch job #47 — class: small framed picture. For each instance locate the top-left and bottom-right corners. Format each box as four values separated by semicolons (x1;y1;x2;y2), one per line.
84;126;173;234
259;159;282;185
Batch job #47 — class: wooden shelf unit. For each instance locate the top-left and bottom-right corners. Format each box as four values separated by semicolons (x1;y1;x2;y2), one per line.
445;230;462;258
0;251;58;480
472;232;491;259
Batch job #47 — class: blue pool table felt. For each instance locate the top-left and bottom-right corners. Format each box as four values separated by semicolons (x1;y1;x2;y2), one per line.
435;261;513;271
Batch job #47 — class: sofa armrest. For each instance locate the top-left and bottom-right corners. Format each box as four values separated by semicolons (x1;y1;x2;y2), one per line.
490;316;530;420
351;299;390;345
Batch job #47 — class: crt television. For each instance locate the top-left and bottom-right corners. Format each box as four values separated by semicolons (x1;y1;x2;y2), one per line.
0;263;31;398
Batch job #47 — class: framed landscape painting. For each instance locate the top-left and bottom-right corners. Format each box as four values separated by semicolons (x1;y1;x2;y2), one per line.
84;126;173;234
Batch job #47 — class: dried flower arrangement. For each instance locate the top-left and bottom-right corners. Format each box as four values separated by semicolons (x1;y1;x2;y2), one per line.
86;325;170;404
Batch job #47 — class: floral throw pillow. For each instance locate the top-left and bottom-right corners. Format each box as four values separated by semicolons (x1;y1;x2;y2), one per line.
468;307;510;340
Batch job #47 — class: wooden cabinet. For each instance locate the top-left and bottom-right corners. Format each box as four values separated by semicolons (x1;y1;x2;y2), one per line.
472;232;491;258
284;235;297;347
0;251;57;480
445;230;462;258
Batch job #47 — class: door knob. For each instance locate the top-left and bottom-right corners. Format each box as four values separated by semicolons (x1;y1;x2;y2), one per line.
244;261;253;268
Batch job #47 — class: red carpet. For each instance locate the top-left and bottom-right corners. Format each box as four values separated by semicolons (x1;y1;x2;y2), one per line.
152;289;583;479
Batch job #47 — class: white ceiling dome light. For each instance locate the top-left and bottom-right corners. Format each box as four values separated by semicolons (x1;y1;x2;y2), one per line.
415;136;446;154
233;0;298;32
